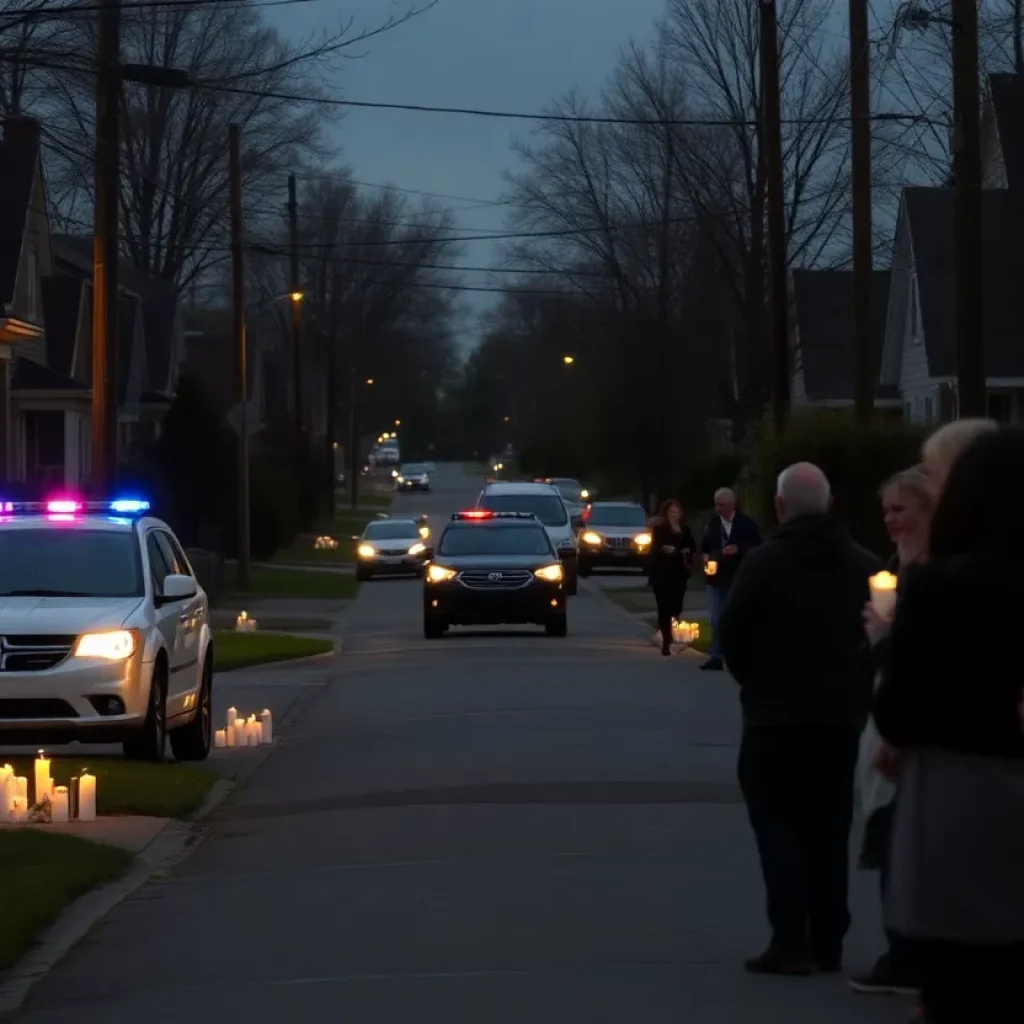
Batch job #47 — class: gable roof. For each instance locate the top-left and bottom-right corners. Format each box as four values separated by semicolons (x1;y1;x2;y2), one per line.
791;268;895;401
988;73;1024;191
10;355;86;392
0;118;41;306
41;275;83;378
903;186;1024;378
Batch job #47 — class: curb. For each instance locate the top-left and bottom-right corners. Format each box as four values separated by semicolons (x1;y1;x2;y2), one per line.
0;636;344;1019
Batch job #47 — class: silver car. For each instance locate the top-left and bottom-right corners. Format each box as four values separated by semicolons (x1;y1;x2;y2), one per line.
577;501;653;575
0;500;213;761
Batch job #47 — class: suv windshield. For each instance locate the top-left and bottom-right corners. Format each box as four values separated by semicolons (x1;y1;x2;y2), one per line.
439;524;553;556
0;529;143;597
364;521;419;540
478;492;568;527
551;479;582;502
586;505;647;527
400;464;426;475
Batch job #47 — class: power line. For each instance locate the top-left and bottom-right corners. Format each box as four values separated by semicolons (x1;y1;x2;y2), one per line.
0;0;323;18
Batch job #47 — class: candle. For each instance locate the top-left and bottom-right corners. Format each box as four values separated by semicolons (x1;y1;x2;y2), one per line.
33;751;51;807
233;720;247;747
1;778;10;822
226;706;237;728
13;776;27;800
226;723;237;747
215;729;227;748
51;786;69;823
69;777;79;819
253;721;263;744
869;571;898;618
78;772;96;821
260;709;273;744
10;796;27;822
704;559;718;577
246;718;259;746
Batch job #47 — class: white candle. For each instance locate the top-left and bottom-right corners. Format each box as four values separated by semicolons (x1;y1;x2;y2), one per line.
226;706;237;728
78;772;96;821
226;723;237;747
14;776;27;800
253;721;263;744
234;720;247;747
51;786;69;823
1;777;11;822
214;729;227;748
33;751;51;807
10;796;27;822
869;571;898;619
260;709;273;744
246;720;259;746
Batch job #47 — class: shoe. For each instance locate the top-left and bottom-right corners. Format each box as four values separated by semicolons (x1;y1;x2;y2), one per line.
849;960;919;996
744;946;817;975
661;646;671;657
700;657;724;671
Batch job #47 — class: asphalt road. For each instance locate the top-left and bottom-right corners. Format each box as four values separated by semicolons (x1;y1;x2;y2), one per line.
19;464;910;1023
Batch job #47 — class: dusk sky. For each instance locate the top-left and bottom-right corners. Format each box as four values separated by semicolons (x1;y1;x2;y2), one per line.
267;0;667;334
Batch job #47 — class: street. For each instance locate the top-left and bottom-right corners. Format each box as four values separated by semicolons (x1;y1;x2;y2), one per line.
19;465;909;1023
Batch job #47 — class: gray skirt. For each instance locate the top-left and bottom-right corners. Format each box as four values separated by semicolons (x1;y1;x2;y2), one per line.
886;746;1024;944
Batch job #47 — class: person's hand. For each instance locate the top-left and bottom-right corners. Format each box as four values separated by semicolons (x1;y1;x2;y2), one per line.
872;741;904;782
722;544;739;556
863;601;893;645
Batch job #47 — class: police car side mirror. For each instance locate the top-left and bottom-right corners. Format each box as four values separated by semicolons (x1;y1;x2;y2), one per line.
161;574;197;602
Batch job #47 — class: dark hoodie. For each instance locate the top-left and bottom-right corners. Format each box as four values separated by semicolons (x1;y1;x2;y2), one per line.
718;514;883;728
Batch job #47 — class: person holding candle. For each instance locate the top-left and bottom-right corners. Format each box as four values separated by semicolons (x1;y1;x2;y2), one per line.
647;499;696;656
699;487;761;671
718;463;882;975
874;427;1024;1023
851;467;934;999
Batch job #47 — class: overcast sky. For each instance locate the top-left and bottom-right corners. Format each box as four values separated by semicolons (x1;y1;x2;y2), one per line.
267;0;666;340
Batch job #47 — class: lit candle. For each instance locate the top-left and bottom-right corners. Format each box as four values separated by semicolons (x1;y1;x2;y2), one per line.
214;729;227;748
704;560;718;577
233;720;247;747
246;717;259;746
869;571;898;619
226;707;237;728
78;772;96;821
10;796;27;822
1;777;11;822
14;776;27;800
33;751;51;807
69;777;79;819
253;721;263;744
51;786;69;823
260;709;273;744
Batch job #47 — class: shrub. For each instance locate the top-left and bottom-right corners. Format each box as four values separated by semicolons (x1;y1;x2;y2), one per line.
674;452;744;512
746;410;925;555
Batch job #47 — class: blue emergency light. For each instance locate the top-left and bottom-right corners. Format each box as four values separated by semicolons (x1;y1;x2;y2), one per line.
0;498;151;516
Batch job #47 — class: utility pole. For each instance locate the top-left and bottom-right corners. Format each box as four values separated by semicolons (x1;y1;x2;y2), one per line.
850;0;874;421
951;0;986;416
760;0;790;432
91;0;121;494
229;124;250;590
287;174;305;481
347;368;359;510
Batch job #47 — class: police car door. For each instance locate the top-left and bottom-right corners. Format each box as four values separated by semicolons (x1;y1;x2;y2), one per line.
145;531;193;717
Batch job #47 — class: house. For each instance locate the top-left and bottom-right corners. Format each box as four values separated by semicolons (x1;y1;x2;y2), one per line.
791;268;899;410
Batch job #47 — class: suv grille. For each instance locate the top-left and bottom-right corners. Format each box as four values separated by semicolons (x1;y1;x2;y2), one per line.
458;569;532;589
606;536;634;549
0;635;76;673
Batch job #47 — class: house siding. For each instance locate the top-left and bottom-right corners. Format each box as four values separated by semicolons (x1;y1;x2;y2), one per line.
9;166;50;365
898;311;935;423
880;203;913;388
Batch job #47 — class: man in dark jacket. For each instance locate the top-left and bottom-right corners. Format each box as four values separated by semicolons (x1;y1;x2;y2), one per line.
700;487;762;671
719;462;882;977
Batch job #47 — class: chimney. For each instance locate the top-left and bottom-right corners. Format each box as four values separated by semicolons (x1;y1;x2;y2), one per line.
3;115;40;151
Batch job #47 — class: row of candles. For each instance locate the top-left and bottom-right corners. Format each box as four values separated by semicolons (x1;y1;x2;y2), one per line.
235;611;258;633
214;707;273;749
1;756;96;823
671;620;700;645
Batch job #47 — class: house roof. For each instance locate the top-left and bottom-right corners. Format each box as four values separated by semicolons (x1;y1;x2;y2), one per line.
0;120;40;307
10;355;86;392
903;186;1024;378
791;268;895;402
41;275;83;378
988;74;1024;191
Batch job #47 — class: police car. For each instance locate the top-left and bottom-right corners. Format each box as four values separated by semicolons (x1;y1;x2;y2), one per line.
423;511;567;638
0;498;213;761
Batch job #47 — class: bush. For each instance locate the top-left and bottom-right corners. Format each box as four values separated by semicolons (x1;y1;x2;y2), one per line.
746;410;924;555
674;452;743;512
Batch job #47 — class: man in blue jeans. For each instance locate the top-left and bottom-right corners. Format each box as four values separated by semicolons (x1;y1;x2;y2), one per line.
700;487;761;670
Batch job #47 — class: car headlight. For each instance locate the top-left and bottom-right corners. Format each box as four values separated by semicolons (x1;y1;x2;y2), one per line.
408;542;426;555
581;531;603;546
426;564;456;583
580;489;589;500
634;532;652;547
74;629;137;661
396;476;405;484
357;543;377;559
391;469;398;477
418;526;430;539
534;564;564;582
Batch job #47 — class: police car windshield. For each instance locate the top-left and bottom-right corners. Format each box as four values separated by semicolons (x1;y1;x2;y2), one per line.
586;505;647;526
364;521;419;540
439;524;553;556
478;493;568;526
0;529;143;597
400;464;426;475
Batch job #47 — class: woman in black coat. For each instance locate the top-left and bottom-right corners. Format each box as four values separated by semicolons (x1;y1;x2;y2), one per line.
874;427;1024;1023
648;498;695;656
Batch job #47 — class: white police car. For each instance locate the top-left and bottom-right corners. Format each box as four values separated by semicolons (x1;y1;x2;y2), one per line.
0;498;213;761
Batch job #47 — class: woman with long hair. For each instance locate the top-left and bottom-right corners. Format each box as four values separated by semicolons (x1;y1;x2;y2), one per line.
875;427;1024;1022
648;498;695;656
851;467;934;998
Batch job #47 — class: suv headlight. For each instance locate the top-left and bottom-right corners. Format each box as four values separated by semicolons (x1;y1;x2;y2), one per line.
581;531;602;546
426;564;456;583
408;542;426;555
74;629;137;661
357;543;376;559
534;564;564;582
634;532;652;547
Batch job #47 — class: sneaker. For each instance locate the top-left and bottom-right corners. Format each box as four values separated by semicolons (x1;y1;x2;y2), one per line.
700;657;724;671
744;946;817;976
849;961;919;996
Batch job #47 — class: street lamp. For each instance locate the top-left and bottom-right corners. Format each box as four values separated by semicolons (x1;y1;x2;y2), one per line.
366;378;374;385
562;355;575;366
394;418;401;426
290;291;304;303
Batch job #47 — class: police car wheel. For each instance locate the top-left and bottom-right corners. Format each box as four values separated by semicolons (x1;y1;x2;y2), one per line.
169;655;213;762
124;659;167;762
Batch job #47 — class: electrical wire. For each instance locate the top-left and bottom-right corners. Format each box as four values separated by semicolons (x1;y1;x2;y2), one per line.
0;0;325;18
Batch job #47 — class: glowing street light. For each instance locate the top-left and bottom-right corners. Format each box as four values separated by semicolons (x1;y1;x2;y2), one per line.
366;378;374;385
562;355;575;366
289;291;303;303
394;418;401;426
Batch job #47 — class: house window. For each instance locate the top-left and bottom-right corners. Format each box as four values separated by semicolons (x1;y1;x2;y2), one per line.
25;250;38;320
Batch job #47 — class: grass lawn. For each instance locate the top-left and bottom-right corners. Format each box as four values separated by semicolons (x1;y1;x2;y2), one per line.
269;537;356;567
359;492;392;508
224;564;358;599
5;757;218;818
214;629;333;672
0;830;133;972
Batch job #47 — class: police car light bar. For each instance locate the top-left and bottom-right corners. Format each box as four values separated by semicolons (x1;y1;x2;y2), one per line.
452;510;537;521
0;498;151;515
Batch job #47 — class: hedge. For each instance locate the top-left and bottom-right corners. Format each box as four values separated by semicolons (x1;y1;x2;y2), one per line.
743;410;925;556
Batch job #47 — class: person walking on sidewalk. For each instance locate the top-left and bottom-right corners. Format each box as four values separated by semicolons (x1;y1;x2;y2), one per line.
699;487;761;671
718;463;882;975
647;499;695;656
851;467;933;999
